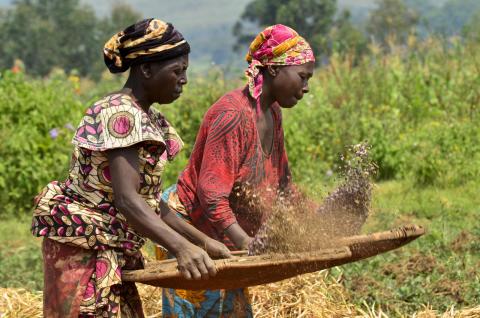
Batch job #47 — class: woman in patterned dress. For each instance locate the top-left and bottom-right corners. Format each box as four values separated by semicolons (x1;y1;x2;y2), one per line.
31;18;230;318
160;24;316;317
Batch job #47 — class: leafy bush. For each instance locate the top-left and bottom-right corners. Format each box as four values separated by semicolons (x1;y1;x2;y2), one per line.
0;68;235;218
282;38;480;186
0;71;85;217
1;38;479;218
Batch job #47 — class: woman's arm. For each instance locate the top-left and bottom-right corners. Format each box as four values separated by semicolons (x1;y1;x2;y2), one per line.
195;109;253;250
224;223;252;250
107;146;216;280
160;202;232;259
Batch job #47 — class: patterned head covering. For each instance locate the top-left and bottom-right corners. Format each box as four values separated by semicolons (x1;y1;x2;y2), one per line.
104;18;190;73
245;24;315;111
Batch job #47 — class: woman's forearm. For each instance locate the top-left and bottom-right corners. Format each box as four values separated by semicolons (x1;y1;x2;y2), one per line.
161;209;210;246
115;193;190;254
224;223;252;250
106;147;218;279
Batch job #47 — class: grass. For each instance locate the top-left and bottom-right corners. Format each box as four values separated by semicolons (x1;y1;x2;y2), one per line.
341;180;480;315
0;217;42;291
0;179;478;316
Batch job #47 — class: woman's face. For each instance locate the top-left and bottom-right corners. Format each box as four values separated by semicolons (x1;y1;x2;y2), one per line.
271;61;315;108
144;54;189;104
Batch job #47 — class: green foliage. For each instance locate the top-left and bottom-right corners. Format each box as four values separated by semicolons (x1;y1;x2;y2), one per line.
340;180;480;315
0;218;43;290
1;38;480;217
283;38;480;187
366;0;419;46
391;0;480;40
100;3;143;38
0;0;141;78
233;0;337;56
0;67;238;218
0;71;85;217
427;0;480;36
462;10;480;42
327;10;369;58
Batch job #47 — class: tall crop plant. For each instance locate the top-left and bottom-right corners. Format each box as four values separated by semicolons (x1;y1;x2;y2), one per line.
0;71;85;217
1;39;479;217
283;38;480;186
0;68;236;217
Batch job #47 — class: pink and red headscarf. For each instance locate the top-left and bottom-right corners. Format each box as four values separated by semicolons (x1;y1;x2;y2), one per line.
245;24;315;110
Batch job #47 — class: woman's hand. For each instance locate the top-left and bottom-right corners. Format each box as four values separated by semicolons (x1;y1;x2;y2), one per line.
224;223;253;251
175;243;217;280
239;236;253;251
204;238;232;259
161;204;232;260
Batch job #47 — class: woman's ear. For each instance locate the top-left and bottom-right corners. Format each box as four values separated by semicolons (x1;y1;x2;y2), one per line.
140;63;152;79
267;65;278;77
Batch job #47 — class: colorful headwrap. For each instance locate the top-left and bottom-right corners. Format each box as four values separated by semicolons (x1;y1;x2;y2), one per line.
104;18;190;73
245;24;315;111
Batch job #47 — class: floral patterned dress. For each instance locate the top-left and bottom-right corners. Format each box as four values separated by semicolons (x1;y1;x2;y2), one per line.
31;93;183;317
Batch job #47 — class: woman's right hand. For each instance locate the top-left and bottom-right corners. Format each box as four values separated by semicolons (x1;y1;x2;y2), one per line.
204;238;232;259
175;243;217;280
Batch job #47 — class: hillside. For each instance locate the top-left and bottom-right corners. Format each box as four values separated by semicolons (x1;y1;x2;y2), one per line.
81;0;251;66
0;0;473;68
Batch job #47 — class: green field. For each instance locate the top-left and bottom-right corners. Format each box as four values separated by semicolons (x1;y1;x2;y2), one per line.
1;181;478;315
0;35;479;316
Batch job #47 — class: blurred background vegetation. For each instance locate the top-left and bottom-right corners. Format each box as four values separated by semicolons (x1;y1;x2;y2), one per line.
0;0;479;316
0;0;479;76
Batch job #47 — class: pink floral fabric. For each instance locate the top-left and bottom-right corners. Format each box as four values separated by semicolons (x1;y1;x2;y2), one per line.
32;93;183;317
42;238;144;318
244;24;315;112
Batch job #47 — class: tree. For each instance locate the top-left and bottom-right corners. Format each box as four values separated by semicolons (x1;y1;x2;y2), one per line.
427;0;480;36
233;0;337;58
0;0;98;76
463;9;480;43
366;0;419;47
92;3;142;78
99;3;143;40
327;10;368;58
0;0;141;78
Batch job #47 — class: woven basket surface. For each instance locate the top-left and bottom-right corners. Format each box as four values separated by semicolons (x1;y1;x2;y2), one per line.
122;224;425;290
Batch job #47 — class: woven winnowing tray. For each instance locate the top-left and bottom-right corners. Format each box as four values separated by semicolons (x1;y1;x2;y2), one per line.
122;225;425;290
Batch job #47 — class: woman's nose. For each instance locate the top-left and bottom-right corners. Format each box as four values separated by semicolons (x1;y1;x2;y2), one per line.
302;83;309;93
180;73;188;85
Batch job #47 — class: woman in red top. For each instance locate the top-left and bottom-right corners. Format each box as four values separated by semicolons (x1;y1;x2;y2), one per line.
161;24;315;317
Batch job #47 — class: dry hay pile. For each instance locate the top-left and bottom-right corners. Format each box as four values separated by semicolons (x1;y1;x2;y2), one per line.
249;143;377;255
138;272;358;317
413;307;480;318
2;283;480;318
0;288;42;318
249;271;358;317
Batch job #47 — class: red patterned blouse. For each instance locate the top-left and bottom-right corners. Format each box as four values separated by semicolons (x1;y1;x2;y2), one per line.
176;86;292;247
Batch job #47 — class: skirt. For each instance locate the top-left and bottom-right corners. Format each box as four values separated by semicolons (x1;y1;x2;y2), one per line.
160;185;253;318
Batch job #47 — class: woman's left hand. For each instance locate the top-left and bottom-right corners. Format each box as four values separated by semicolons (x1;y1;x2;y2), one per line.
204;238;232;259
